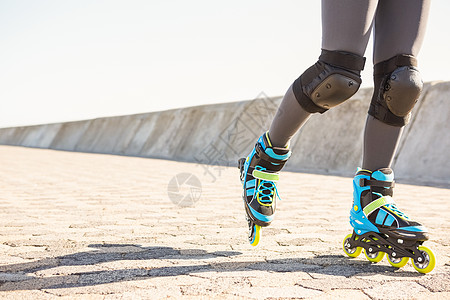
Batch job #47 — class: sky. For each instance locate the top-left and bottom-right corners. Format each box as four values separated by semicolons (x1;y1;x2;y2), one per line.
1;0;449;128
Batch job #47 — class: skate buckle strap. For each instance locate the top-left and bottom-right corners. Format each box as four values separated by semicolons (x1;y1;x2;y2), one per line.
255;143;288;165
252;169;279;182
359;178;395;188
363;196;395;216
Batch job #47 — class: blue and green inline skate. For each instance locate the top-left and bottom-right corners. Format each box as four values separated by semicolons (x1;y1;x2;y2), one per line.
238;132;291;246
343;168;435;273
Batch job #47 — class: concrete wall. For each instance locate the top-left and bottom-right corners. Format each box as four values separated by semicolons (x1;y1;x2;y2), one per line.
1;82;449;186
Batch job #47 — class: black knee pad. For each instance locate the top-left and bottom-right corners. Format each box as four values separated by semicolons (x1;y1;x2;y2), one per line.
368;55;423;126
292;49;366;113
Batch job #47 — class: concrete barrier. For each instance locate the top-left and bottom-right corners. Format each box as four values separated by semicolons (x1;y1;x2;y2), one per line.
0;82;448;186
393;82;450;185
50;120;92;151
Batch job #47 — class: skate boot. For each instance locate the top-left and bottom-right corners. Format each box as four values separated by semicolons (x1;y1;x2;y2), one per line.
238;132;291;246
343;168;435;273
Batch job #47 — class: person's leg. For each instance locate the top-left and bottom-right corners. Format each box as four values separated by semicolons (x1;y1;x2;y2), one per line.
361;118;403;171
362;0;431;171
268;85;310;148
346;0;435;273
269;0;378;147
321;0;378;56
242;1;378;246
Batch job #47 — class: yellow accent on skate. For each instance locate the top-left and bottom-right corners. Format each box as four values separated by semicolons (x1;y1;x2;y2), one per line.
265;132;272;147
364;249;385;263
342;234;362;258
356;168;373;175
412;246;435;274
363;196;394;216
387;255;409;268
256;178;274;207
249;224;261;247
252;169;279;182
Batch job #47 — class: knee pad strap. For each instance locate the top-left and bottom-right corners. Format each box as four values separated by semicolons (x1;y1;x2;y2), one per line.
293;49;366;113
368;55;423;126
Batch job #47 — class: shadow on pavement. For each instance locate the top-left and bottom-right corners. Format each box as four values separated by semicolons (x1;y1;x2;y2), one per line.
0;244;424;291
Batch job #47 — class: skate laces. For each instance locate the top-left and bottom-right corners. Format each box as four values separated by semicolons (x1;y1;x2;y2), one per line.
373;193;410;220
385;202;409;220
255;166;281;204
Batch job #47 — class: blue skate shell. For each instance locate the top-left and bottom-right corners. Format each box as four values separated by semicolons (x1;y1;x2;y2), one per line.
248;204;274;223
350;173;380;235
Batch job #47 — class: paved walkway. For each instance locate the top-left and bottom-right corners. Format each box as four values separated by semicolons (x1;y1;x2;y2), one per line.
0;145;448;299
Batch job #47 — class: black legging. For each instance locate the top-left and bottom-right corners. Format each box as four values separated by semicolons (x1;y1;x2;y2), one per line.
268;0;430;171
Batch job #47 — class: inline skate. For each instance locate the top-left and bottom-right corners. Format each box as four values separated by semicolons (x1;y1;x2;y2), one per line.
238;132;291;246
343;168;435;273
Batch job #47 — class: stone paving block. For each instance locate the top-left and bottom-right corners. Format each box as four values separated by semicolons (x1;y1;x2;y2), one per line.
178;276;254;296
248;261;322;273
58;295;105;300
409;292;450;300
310;289;371;299
42;280;156;297
35;265;109;277
418;272;450;292
246;271;312;286
354;271;432;282
77;268;149;286
129;274;210;289
235;286;323;299
296;277;375;292
0;272;32;282
0;258;59;273
363;281;431;300
0;290;55;299
0;275;80;291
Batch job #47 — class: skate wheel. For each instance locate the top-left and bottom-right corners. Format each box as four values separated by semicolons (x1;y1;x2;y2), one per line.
364;249;385;263
387;254;409;268
249;224;261;247
343;234;362;258
412;246;435;274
